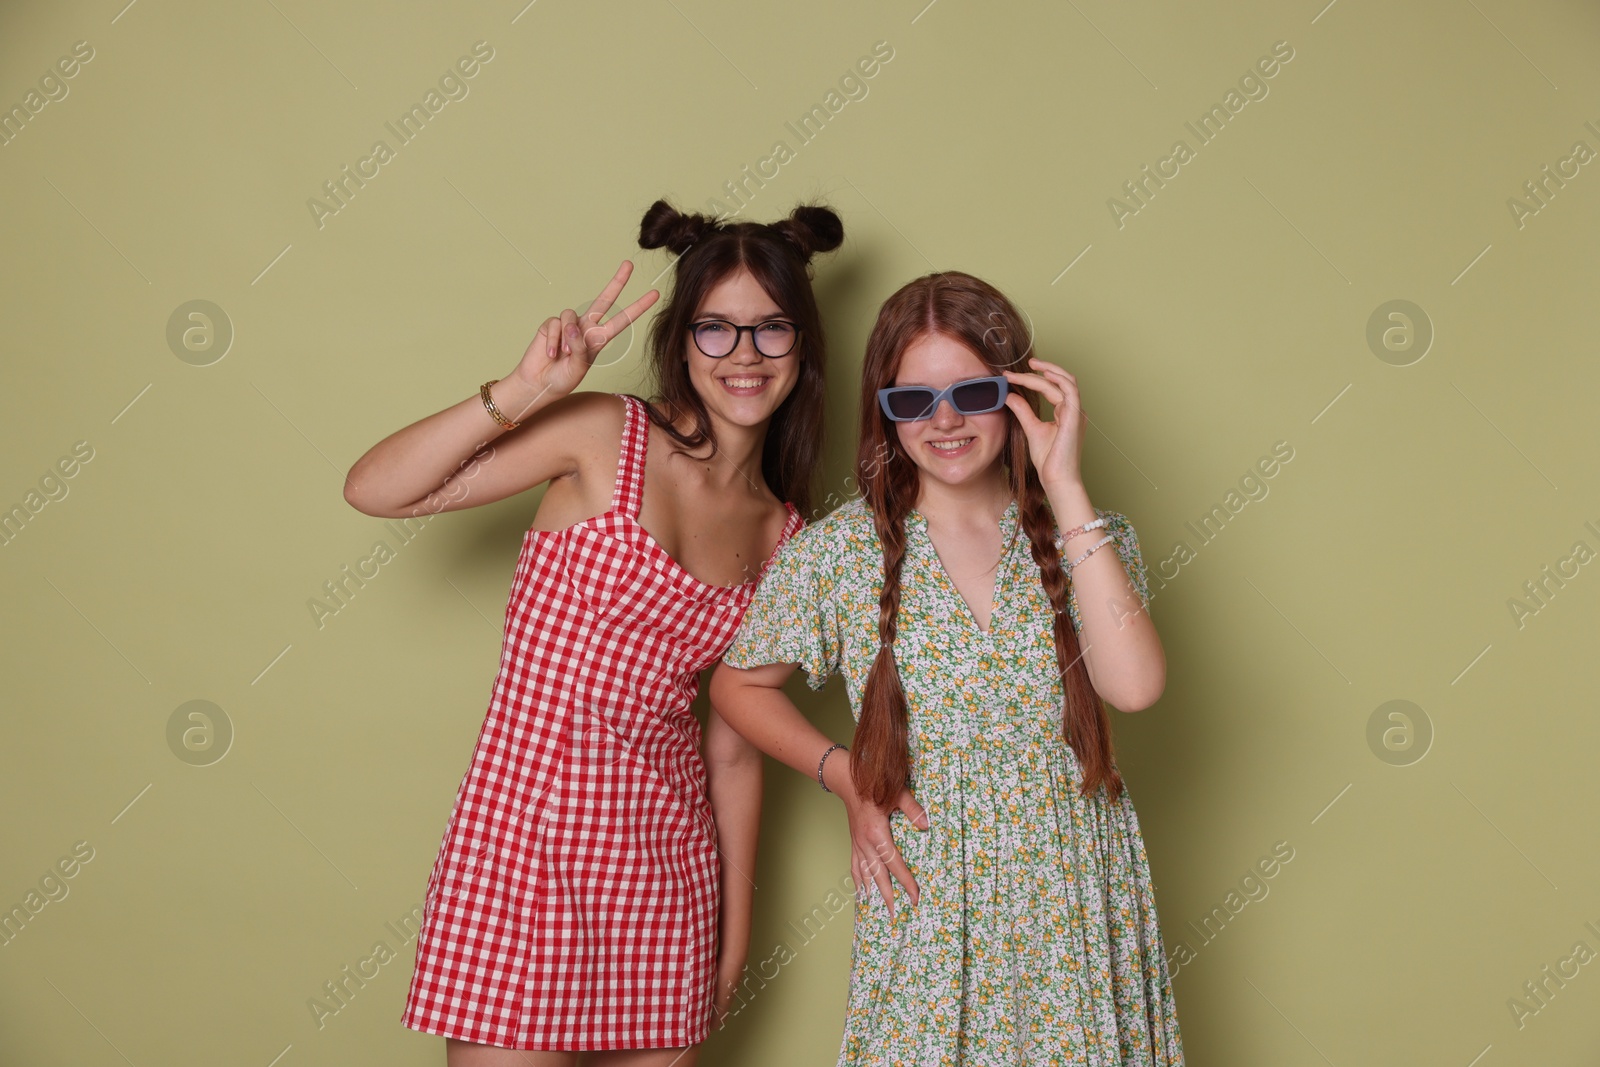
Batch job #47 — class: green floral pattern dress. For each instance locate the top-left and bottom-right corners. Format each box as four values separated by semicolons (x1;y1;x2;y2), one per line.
722;496;1184;1066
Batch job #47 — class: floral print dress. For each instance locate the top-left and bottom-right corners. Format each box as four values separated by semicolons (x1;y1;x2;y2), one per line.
722;496;1184;1066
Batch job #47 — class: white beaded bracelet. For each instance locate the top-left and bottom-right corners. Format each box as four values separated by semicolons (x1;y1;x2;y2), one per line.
1053;515;1108;552
1065;534;1115;573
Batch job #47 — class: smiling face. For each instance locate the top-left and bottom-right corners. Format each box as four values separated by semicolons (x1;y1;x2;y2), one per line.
683;266;801;428
890;331;1010;492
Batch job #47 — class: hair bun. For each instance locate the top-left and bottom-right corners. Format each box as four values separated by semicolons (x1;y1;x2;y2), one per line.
638;199;718;256
771;203;845;263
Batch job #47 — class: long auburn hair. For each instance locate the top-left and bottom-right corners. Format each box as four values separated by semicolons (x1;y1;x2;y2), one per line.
628;198;843;516
850;271;1124;804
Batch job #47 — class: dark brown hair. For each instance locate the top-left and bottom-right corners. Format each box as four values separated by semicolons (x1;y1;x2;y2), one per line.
630;199;843;516
850;271;1124;805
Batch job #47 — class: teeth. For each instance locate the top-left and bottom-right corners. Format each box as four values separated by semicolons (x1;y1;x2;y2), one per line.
722;377;766;388
929;438;973;451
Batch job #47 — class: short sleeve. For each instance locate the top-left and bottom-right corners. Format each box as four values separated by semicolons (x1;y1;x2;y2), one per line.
722;524;841;690
1062;510;1150;634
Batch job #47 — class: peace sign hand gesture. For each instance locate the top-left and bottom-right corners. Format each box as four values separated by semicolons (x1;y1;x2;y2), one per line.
512;260;660;403
1002;357;1088;493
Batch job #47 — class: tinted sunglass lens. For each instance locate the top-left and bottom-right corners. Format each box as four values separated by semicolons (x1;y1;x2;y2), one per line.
951;379;1001;413
886;389;938;420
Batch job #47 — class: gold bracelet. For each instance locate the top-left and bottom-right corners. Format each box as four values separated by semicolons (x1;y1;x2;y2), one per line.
480;379;519;429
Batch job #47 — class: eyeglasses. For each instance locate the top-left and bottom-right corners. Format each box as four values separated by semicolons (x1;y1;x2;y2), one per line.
877;375;1010;422
687;318;801;358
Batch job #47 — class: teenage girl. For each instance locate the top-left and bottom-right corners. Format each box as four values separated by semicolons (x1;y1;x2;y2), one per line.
343;199;843;1066
711;272;1184;1064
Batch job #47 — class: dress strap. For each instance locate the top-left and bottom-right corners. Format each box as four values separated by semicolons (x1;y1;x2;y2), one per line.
756;502;804;574
610;394;649;518
780;501;803;541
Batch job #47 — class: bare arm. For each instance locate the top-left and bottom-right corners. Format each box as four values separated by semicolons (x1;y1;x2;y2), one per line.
343;386;616;518
703;700;761;1020
1003;357;1167;711
342;261;658;518
1049;479;1166;711
708;660;834;782
708;660;928;917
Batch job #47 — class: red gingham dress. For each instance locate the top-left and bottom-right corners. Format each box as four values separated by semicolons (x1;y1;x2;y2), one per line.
401;393;801;1050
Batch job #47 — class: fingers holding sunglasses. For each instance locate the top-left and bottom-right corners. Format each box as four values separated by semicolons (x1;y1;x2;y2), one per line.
1003;391;1051;446
1034;359;1089;427
1035;360;1083;409
1005;358;1074;383
1008;396;1085;487
1002;365;1072;409
1001;374;1049;410
1031;359;1086;413
1003;379;1086;489
1026;356;1075;381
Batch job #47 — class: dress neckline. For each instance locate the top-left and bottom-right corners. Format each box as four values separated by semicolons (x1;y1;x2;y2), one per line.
623;394;800;593
907;499;1019;531
908;500;1023;636
624;502;800;594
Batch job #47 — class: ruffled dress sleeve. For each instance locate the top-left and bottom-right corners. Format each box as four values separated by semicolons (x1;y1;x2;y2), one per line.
722;521;842;691
1061;510;1151;634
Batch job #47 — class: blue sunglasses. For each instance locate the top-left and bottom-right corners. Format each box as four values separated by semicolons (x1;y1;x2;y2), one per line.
877;375;1010;422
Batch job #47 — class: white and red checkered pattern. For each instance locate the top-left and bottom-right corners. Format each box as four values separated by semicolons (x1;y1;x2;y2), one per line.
402;394;800;1051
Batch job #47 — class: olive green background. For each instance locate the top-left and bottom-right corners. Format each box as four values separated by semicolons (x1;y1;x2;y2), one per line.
3;1;1597;1064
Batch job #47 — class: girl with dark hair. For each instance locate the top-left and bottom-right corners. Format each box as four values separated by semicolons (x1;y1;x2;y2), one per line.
344;198;843;1065
711;271;1184;1064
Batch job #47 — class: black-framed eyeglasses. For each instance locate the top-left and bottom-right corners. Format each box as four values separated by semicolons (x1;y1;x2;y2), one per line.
687;318;801;358
877;375;1010;422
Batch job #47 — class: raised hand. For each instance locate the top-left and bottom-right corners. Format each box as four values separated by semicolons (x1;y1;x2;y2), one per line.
511;260;660;404
1002;357;1088;492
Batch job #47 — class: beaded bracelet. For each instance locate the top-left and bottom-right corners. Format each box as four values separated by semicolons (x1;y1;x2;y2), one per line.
1053;515;1108;552
1066;534;1115;573
817;742;847;793
480;379;520;430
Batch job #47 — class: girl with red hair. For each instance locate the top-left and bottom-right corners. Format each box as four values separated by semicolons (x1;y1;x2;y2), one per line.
711;271;1184;1065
